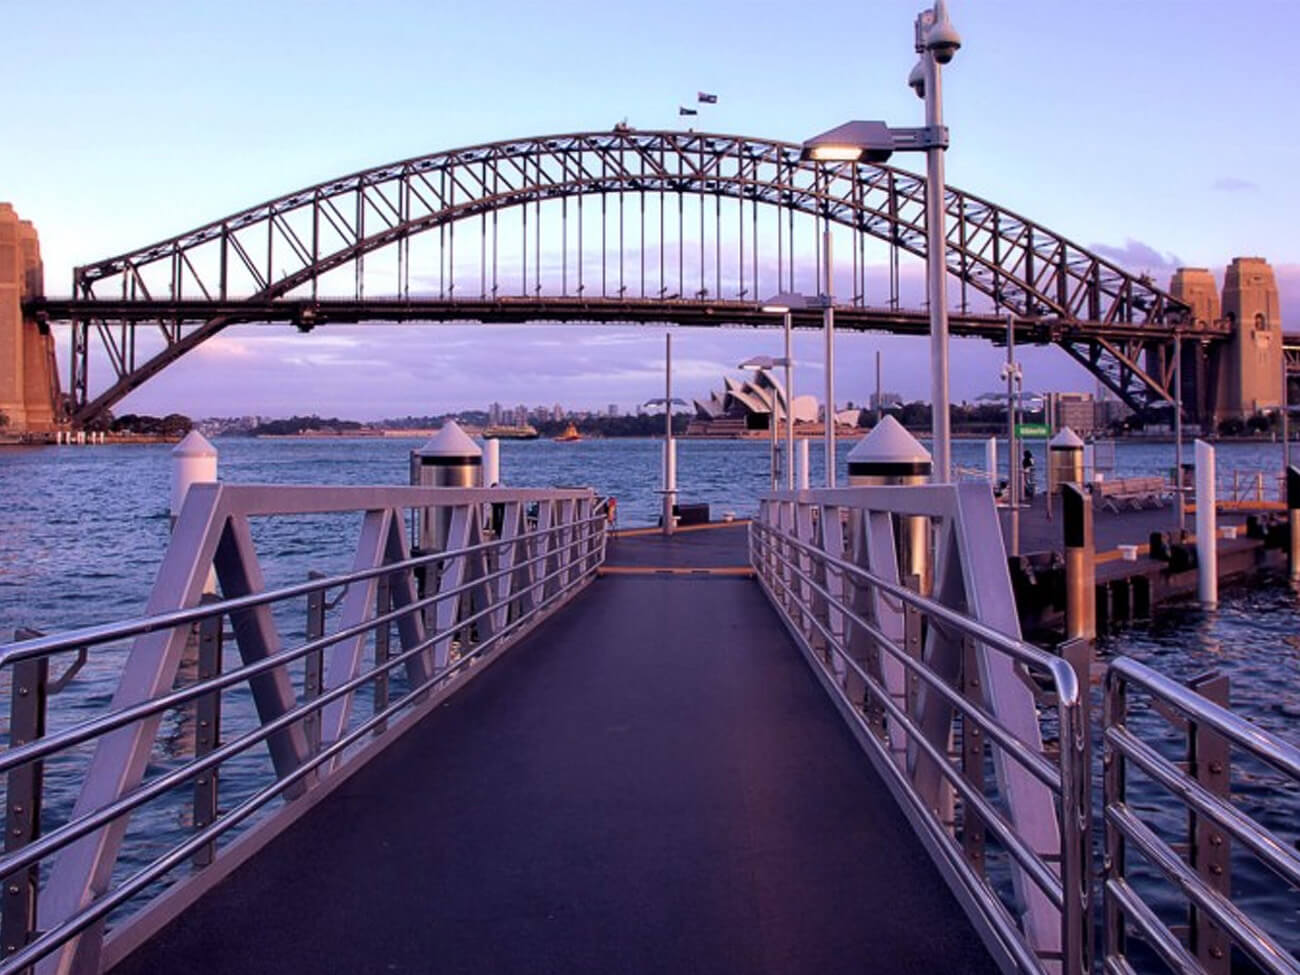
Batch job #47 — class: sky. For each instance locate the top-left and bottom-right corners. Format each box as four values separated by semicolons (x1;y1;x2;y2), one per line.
5;0;1299;420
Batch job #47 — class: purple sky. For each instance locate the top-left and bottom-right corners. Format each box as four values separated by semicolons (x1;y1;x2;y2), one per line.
7;0;1298;419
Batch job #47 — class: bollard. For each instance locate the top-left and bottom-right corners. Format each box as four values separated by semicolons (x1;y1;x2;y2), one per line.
847;416;933;593
171;431;218;526
1062;483;1096;641
1048;427;1085;495
797;438;810;491
1195;439;1217;606
1288;466;1300;583
410;421;482;551
984;436;998;489
662;437;678;535
483;438;501;487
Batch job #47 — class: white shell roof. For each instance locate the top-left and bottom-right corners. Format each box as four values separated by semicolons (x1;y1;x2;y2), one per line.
847;415;931;464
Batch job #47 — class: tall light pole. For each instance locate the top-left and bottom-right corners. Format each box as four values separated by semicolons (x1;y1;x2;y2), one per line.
823;234;836;486
763;292;809;491
801;1;961;485
643;332;686;537
1001;311;1022;555
740;355;794;491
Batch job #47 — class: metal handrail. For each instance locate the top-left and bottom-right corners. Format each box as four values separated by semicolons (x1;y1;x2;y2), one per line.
1104;656;1300;974
0;557;599;975
0;506;597;668
0;489;607;974
748;513;1088;974
0;512;606;776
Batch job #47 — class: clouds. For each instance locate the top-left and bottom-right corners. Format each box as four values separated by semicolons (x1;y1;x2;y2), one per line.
1211;177;1259;193
1088;238;1183;275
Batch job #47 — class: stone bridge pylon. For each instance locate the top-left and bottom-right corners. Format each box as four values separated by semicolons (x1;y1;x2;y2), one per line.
0;204;60;433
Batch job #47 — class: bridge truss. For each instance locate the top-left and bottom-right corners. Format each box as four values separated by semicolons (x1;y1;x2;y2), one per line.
28;129;1219;426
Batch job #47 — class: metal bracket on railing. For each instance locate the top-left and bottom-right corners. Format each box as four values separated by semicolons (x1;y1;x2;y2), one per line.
1187;671;1232;975
3;629;48;964
46;647;87;696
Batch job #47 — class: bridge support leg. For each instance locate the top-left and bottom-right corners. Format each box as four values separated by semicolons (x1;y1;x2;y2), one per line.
0;205;59;434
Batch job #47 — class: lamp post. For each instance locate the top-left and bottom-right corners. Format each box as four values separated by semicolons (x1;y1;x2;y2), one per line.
1001;311;1023;556
802;0;960;484
740;355;794;491
762;291;809;490
643;331;687;536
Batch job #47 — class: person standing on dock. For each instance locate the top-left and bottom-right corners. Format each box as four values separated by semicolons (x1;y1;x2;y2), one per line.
1022;449;1036;500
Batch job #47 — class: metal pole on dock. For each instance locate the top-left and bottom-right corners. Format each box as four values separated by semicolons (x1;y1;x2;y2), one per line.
822;231;836;487
797;438;810;491
1173;330;1185;532
1003;312;1021;556
483;438;500;487
664;332;676;536
1195;439;1217;607
785;310;796;491
1288;465;1300;583
1062;483;1096;641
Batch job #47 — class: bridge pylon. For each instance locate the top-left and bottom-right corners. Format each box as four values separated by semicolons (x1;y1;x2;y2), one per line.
1220;257;1284;420
0;204;60;433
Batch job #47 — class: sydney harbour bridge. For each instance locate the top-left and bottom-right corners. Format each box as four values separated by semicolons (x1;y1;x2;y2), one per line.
3;127;1292;431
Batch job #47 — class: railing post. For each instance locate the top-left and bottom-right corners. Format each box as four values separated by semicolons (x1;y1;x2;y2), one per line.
191;600;223;869
3;630;47;966
303;573;326;755
903;573;923;718
1102;666;1128;968
958;636;986;876
372;573;391;735
1187;672;1231;975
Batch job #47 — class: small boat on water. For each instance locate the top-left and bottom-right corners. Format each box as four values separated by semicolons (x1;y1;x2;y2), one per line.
483;424;539;440
553;422;582;443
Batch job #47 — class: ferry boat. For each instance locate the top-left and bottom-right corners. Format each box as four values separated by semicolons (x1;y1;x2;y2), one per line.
482;424;539;440
553;422;582;442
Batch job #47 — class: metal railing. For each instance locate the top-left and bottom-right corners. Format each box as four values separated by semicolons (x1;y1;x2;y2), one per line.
1216;468;1286;505
749;484;1089;975
1104;657;1300;975
0;484;606;975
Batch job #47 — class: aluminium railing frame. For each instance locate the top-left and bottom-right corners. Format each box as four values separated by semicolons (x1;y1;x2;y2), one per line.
0;484;606;975
1104;657;1300;975
749;482;1090;975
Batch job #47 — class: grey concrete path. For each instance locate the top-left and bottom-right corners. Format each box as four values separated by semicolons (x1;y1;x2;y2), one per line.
112;526;996;975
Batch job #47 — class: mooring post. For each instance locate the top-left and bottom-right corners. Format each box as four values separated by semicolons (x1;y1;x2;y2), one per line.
1195;439;1217;607
797;438;810;491
170;431;218;528
984;436;997;488
1062;483;1096;641
483;437;500;487
1288;465;1300;583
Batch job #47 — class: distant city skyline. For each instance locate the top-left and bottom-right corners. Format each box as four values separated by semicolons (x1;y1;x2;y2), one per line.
5;0;1297;419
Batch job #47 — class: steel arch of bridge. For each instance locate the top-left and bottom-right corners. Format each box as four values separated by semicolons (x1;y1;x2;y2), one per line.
35;129;1214;425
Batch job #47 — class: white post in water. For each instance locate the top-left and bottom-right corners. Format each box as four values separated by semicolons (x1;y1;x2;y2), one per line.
483;438;501;486
984;436;997;488
171;431;218;527
797;438;810;490
1195;439;1217;607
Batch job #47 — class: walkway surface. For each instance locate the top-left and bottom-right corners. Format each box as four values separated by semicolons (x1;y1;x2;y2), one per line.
112;524;996;975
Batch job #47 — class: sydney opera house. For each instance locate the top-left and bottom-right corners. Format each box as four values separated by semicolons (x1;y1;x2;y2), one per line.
685;368;824;438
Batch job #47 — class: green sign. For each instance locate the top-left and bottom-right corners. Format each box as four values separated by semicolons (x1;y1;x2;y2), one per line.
1015;423;1050;438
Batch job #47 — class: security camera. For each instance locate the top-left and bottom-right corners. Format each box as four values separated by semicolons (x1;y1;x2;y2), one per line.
926;20;961;64
907;60;926;99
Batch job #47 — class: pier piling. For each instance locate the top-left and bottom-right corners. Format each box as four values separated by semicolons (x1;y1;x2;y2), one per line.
1288;465;1300;583
1062;483;1096;641
1195;440;1217;606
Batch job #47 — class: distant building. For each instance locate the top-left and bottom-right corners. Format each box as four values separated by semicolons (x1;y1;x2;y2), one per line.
488;402;503;425
608;403;619;418
1053;392;1097;437
870;392;902;411
552;403;564;421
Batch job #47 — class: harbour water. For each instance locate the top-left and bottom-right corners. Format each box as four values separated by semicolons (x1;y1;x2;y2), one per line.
1;435;1297;951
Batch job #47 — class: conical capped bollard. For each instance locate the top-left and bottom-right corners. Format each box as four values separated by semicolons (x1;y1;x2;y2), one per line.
171;430;218;523
1048;426;1085;494
411;420;483;550
848;416;932;593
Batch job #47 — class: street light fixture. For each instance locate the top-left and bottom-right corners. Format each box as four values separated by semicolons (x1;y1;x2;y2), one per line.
739;355;794;491
761;291;808;490
801;0;960;484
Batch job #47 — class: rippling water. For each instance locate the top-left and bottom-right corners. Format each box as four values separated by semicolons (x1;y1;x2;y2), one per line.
0;435;1296;953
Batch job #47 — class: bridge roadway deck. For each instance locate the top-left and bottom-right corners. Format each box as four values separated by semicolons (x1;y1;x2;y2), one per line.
112;522;995;975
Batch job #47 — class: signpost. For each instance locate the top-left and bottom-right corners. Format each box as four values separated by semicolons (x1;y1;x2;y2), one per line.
1015;423;1049;439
